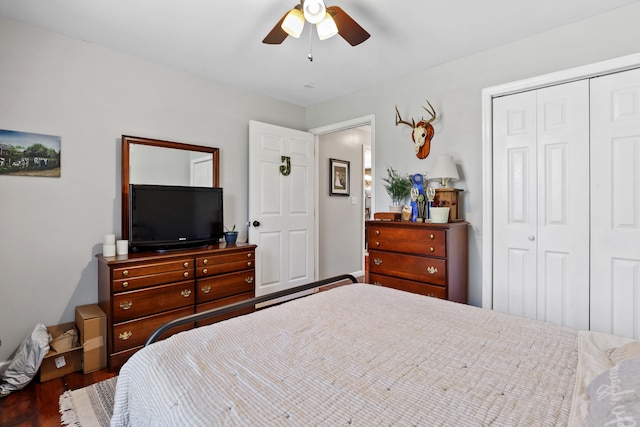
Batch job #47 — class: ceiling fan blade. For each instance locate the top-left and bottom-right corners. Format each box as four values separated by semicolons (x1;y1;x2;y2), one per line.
327;6;370;46
262;11;290;44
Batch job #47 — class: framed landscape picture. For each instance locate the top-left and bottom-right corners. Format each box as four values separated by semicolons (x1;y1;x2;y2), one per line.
0;129;61;177
330;158;349;196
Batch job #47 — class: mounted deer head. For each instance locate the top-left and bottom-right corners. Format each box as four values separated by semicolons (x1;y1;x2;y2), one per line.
395;100;437;159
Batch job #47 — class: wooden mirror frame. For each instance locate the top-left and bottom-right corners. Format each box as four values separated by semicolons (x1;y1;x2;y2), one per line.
121;135;220;240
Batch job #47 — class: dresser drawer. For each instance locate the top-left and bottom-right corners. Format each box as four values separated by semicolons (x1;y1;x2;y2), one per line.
196;250;255;277
113;269;193;293
368;239;446;257
113;280;195;323
112;258;193;280
112;306;194;353
197;270;255;303
369;250;446;285
369;273;447;299
369;227;446;244
196;291;255;327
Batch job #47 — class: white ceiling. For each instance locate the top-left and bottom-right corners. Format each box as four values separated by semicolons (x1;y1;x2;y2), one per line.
1;0;638;107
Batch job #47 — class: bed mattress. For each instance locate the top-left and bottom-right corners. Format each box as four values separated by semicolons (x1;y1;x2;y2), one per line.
111;284;579;426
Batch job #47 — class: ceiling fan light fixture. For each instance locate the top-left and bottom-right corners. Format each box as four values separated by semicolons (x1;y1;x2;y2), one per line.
316;13;338;40
281;5;305;38
303;0;326;24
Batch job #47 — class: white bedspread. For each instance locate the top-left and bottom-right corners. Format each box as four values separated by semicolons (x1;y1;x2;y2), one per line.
112;284;580;426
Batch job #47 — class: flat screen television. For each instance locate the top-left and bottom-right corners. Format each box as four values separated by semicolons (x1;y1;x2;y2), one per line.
129;184;223;251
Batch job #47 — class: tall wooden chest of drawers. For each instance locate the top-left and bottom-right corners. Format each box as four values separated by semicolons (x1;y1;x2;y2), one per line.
366;221;468;303
97;243;256;370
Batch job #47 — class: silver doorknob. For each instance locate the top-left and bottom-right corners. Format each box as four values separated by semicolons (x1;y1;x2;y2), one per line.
528;235;535;241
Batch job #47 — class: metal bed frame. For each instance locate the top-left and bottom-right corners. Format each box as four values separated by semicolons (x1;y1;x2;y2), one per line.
145;274;358;346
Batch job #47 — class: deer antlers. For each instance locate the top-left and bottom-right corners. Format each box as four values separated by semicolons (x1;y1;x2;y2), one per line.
395;100;436;128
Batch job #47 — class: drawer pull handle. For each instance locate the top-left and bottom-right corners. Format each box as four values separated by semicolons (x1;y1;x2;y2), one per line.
122;270;129;277
247;261;252;267
122;281;129;288
375;241;380;246
202;268;208;274
373;282;382;286
375;230;380;236
120;301;133;310
429;234;435;240
183;261;189;268
373;258;382;266
183;272;189;278
181;289;192;298
247;253;252;258
203;259;209;265
246;276;254;284
429;246;435;252
119;331;132;341
427;293;436;298
427;266;438;275
201;285;211;294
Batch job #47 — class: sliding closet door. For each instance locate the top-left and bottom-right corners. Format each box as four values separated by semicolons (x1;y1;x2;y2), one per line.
590;68;640;339
493;80;590;329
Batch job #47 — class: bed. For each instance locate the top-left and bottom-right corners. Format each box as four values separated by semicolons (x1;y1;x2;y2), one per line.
111;276;640;426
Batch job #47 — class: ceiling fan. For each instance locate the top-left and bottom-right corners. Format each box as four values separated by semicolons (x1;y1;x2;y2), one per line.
262;0;370;47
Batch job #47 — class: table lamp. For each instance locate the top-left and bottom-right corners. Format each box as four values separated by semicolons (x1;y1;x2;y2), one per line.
429;155;459;188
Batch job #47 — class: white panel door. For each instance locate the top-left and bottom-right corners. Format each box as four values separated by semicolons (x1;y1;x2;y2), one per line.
493;81;590;329
590;68;640;339
248;121;315;298
535;81;590;329
493;90;538;319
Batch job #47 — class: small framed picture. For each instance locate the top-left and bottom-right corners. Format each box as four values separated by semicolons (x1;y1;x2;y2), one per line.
330;158;350;196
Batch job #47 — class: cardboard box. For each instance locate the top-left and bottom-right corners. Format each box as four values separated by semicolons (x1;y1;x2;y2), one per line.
75;304;107;374
40;322;82;382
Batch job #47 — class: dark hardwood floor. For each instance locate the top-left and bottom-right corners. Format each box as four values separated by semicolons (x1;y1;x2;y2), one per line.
0;276;366;427
0;369;117;427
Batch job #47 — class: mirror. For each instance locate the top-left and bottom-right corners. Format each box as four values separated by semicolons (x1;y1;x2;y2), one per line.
121;135;220;240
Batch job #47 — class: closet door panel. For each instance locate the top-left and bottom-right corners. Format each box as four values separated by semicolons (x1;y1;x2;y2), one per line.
536;81;590;329
591;68;640;339
492;91;538;319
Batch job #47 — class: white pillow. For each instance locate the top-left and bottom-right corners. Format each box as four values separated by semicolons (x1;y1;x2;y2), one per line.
0;323;50;397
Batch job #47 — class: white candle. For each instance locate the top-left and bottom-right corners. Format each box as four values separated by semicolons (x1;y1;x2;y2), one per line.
116;240;129;255
103;244;116;257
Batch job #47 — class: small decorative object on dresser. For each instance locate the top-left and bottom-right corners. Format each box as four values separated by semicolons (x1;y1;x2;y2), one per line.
434;188;463;222
366;220;468;303
429;207;450;223
381;165;412;211
224;225;238;244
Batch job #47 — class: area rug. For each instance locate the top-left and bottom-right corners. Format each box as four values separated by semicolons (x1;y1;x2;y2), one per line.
59;376;117;427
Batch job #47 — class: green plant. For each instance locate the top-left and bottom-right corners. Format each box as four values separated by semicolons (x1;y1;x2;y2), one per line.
224;225;236;233
381;165;412;205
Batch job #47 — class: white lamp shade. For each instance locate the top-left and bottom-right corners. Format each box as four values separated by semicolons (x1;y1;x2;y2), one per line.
303;0;327;24
316;13;338;40
282;6;305;38
429;155;459;187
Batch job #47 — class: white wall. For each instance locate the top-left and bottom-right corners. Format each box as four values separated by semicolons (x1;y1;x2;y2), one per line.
318;128;367;278
0;17;305;364
306;2;640;308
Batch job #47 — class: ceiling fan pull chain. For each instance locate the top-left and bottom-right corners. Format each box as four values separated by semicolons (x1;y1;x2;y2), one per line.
308;25;313;62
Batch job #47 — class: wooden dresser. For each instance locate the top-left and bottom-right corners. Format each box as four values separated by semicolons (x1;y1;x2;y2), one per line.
366;221;468;303
97;243;256;370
